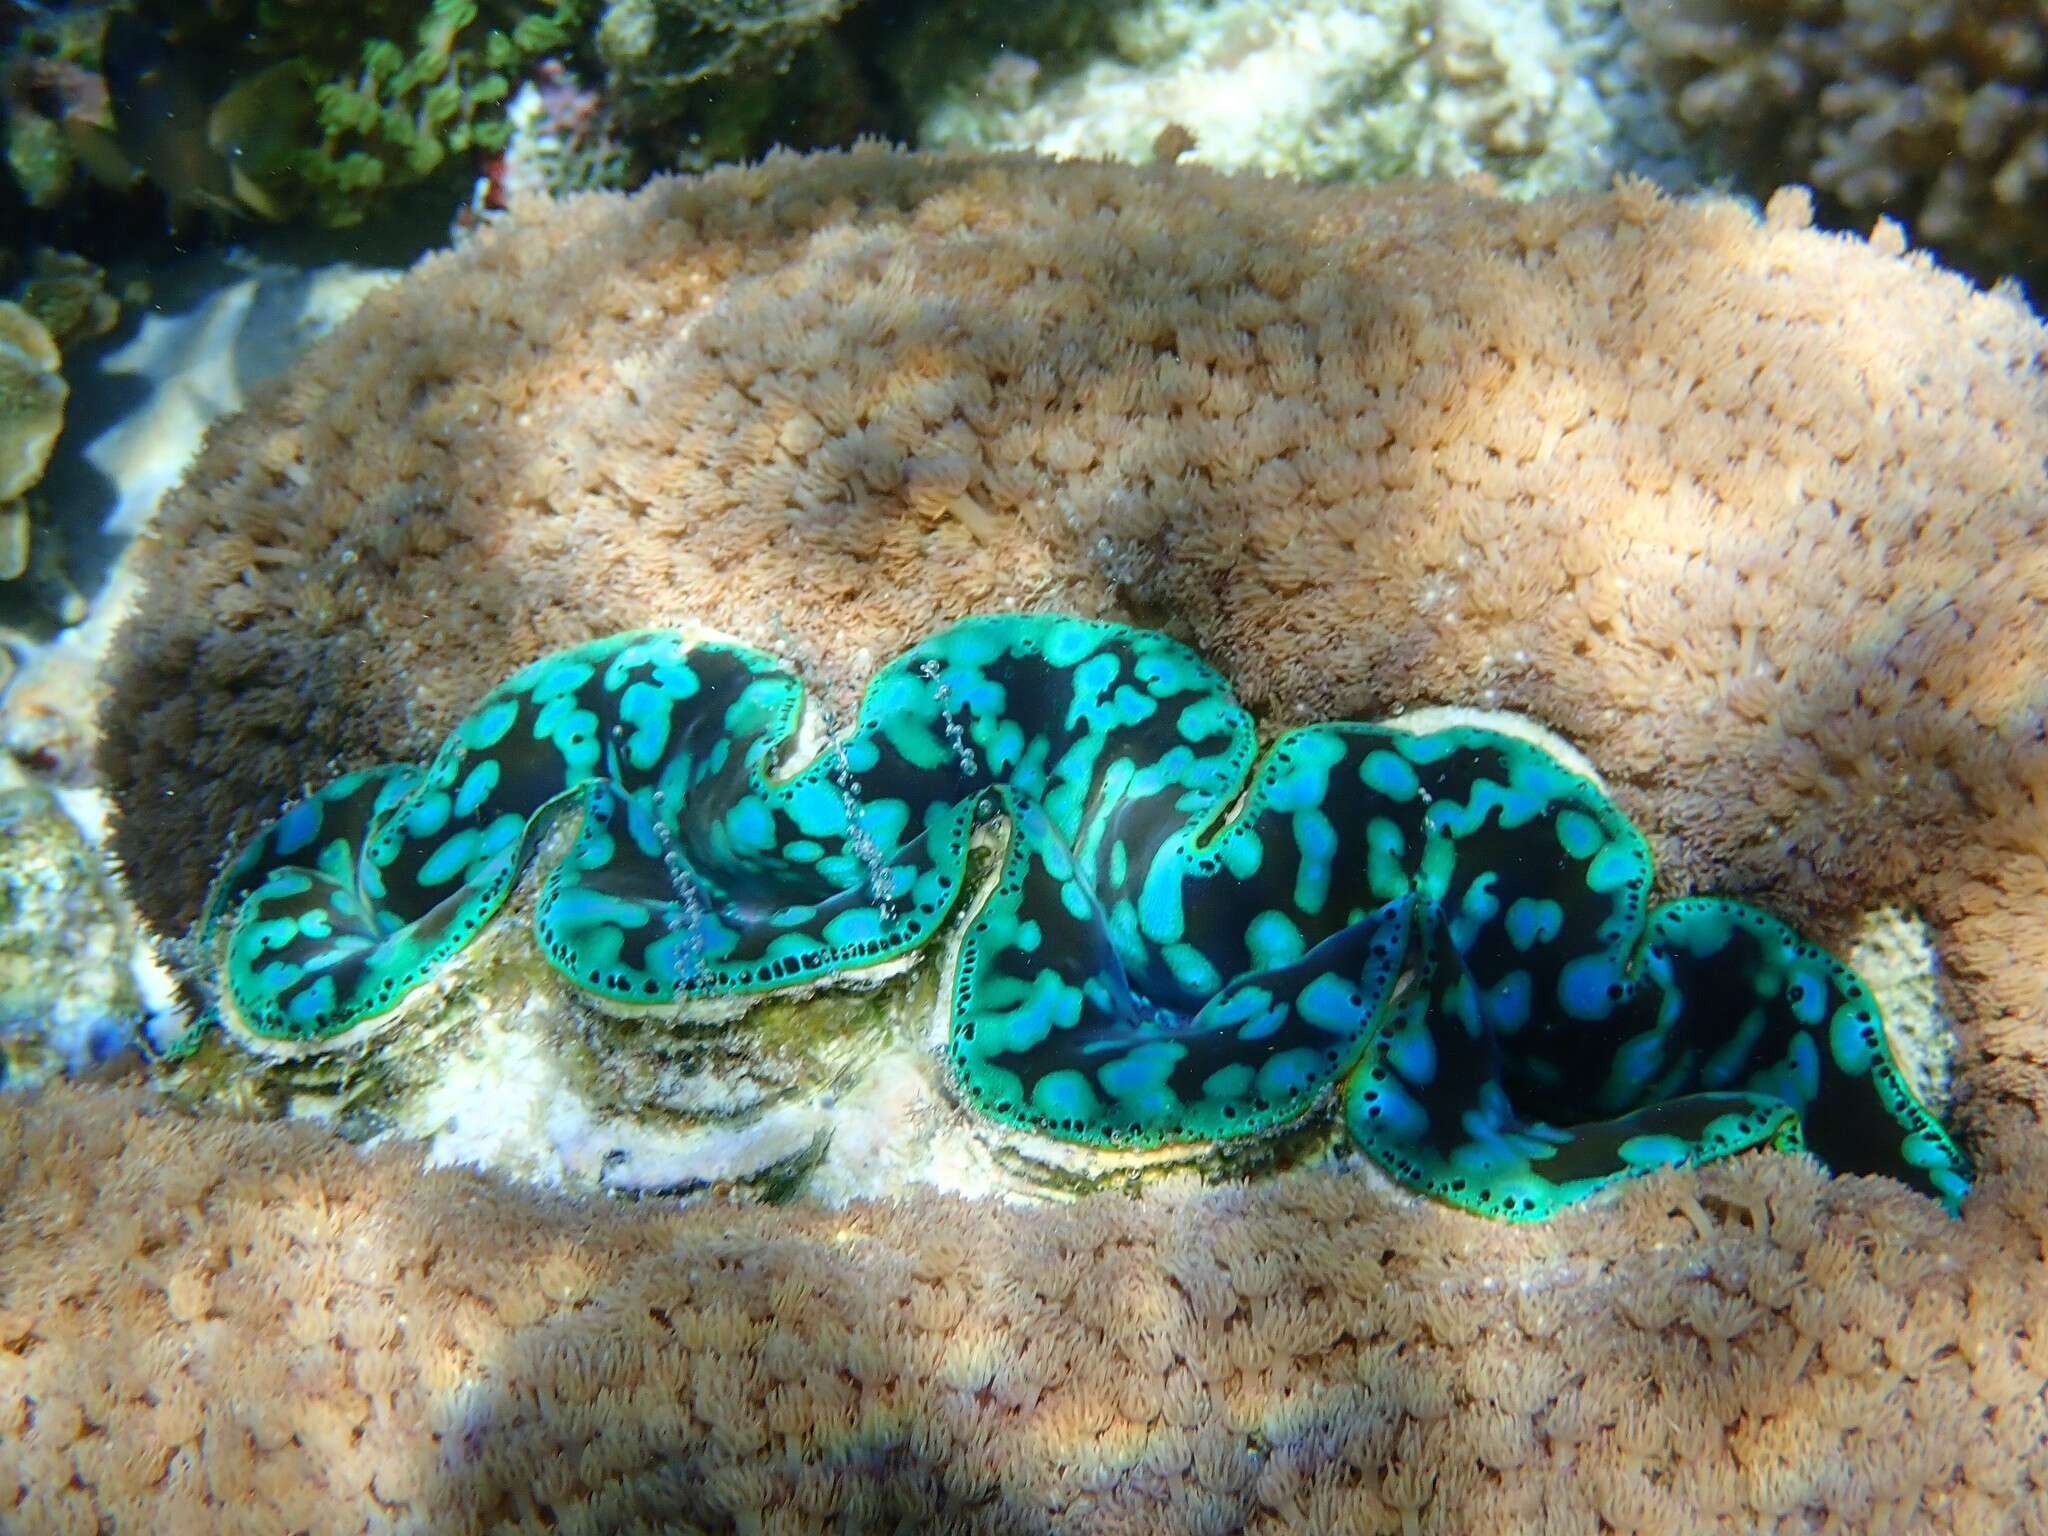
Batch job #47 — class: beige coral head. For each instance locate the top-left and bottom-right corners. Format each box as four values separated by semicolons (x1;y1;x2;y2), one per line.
0;299;66;505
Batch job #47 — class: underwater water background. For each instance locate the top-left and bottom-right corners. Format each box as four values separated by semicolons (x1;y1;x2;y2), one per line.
0;2;2045;1533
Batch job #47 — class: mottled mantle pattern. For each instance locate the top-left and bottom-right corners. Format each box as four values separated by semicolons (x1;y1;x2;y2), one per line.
199;615;1964;1218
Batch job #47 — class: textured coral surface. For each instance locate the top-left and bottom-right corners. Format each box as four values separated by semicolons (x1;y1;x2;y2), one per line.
2;1082;2044;1533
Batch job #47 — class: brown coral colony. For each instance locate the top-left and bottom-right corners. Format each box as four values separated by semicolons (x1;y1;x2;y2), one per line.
0;121;2034;1534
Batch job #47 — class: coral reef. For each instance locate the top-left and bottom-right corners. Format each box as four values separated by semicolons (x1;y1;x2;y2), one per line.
1622;0;2048;294
4;0;593;228
910;0;1701;196
2;1080;2044;1531
84;141;2048;1496
0;137;2024;1529
0;299;65;584
98;151;2048;1153
4;0;884;233
0;2;113;211
0;250;120;626
150;0;589;225
196;614;1966;1217
6;249;120;352
595;0;853;97
5;0;1705;238
0;253;395;1092
475;59;633;209
0;252;399;1097
586;0;877;175
1;252;394;784
872;0;1123;110
595;0;859;150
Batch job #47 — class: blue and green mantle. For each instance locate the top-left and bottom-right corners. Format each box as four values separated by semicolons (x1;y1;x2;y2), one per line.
192;614;1970;1220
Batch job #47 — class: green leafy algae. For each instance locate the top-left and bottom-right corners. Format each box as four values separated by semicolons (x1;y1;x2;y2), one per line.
127;0;586;224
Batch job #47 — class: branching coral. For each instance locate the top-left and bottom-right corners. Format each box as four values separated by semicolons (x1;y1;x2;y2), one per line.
2;1082;2044;1532
1622;0;2048;292
196;614;1966;1218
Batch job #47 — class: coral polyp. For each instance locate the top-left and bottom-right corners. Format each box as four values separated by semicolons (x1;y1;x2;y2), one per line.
193;614;1969;1219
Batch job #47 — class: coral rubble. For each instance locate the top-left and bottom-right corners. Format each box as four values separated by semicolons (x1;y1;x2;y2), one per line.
0;767;146;1086
911;0;1699;197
